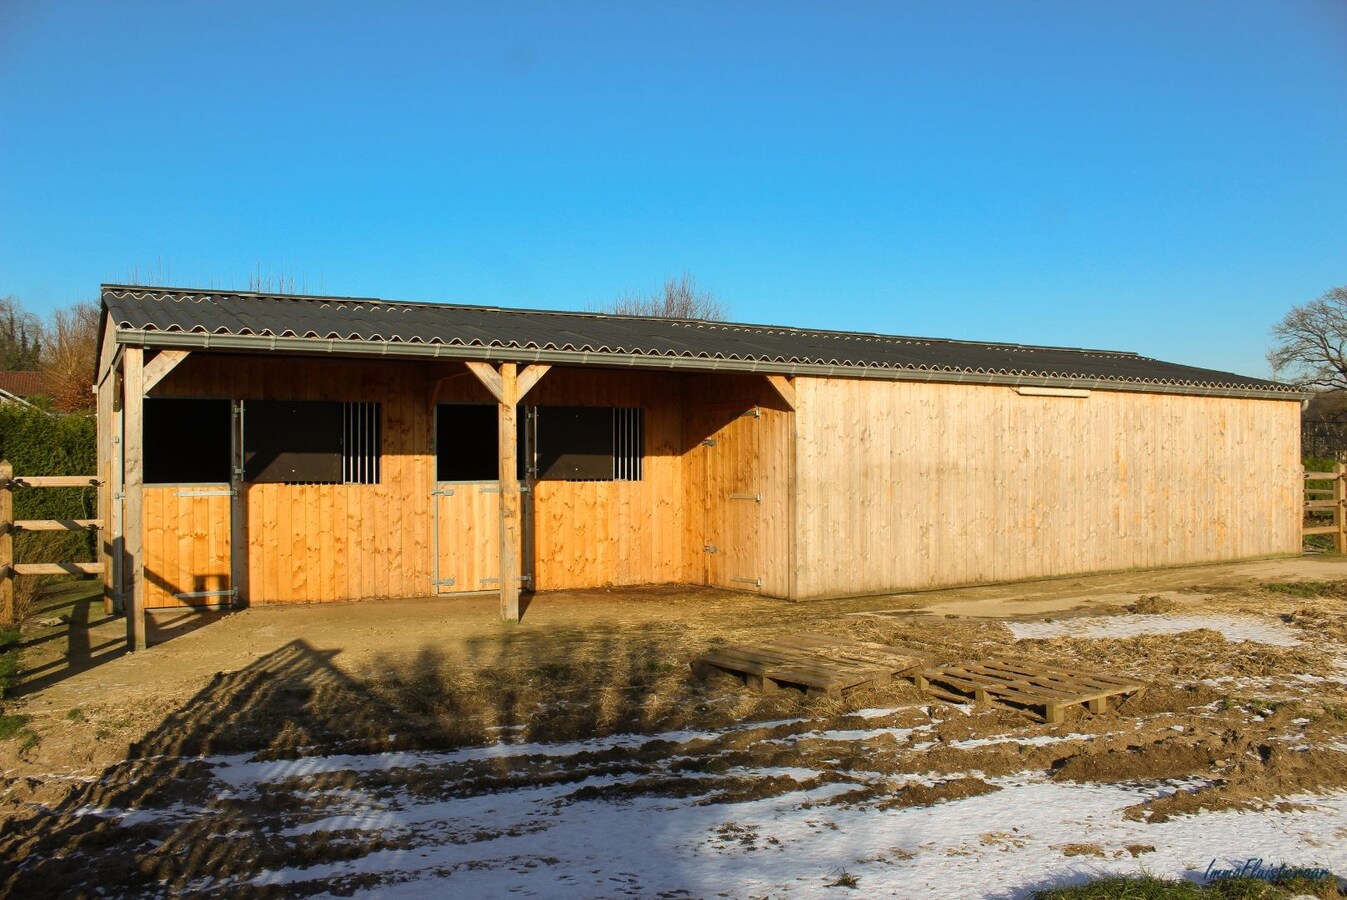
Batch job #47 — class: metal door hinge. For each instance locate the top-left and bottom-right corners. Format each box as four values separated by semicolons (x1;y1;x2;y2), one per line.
432;487;456;497
701;438;717;447
433;576;457;587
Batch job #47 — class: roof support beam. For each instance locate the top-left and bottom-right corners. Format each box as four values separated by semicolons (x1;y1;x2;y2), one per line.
516;364;550;403
142;349;191;395
764;374;797;410
464;361;506;404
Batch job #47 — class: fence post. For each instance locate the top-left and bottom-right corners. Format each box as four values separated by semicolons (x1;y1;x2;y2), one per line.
0;461;11;625
1332;462;1344;552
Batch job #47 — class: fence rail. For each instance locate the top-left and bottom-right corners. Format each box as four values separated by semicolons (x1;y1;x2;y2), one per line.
1303;464;1346;551
0;460;105;623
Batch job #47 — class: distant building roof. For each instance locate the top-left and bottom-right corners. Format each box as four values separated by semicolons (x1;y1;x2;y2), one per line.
0;370;48;397
101;285;1300;400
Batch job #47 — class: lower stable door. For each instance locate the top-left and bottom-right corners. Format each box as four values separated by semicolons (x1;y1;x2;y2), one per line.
434;402;504;593
140;397;236;608
433;482;502;592
703;405;769;593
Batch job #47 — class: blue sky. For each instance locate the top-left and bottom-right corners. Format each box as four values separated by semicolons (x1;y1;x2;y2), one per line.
2;2;1344;377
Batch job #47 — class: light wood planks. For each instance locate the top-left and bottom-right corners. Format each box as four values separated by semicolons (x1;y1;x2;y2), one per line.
693;633;930;696
915;658;1146;724
792;378;1302;599
682;376;794;598
142;349;192;394
123;347;147;649
141;488;232;608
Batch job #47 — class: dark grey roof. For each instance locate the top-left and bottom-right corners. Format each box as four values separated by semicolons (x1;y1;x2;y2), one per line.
102;285;1297;398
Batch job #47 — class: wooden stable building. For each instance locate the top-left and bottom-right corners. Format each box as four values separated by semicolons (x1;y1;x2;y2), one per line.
96;285;1303;649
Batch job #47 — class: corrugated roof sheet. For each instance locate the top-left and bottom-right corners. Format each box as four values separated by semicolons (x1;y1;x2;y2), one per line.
102;285;1295;397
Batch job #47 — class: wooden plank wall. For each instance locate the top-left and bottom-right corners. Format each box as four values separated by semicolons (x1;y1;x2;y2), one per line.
681;376;794;598
527;369;689;590
151;356;716;602
792;378;1303;599
142;489;231;607
155;355;439;603
434;485;500;592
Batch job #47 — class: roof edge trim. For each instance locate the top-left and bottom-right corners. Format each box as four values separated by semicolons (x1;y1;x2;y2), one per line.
113;329;1308;401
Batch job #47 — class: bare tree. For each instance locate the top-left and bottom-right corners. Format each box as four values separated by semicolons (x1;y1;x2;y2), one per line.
41;301;100;413
604;273;727;321
0;295;43;370
1269;286;1347;390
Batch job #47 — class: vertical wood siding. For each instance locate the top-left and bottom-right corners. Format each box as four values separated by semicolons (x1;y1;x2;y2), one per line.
792;378;1302;599
142;488;231;608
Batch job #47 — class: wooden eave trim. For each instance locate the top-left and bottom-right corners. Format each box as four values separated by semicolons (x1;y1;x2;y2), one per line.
110;329;1309;402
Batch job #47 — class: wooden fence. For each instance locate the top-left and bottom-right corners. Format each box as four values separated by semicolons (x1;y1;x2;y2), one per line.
0;460;104;623
1303;463;1347;553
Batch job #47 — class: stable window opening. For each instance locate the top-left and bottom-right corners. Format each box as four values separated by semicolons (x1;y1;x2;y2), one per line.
534;406;643;482
144;398;232;484
436;403;499;481
243;400;380;484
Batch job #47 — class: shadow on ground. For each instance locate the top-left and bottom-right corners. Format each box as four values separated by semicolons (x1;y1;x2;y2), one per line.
0;622;760;897
11;584;229;698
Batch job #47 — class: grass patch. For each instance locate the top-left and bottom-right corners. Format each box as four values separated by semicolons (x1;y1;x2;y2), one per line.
0;627;20;697
1033;873;1343;899
1265;581;1343;598
0;712;30;739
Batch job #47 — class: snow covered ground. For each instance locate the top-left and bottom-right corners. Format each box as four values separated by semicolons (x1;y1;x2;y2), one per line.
78;717;1347;899
1007;614;1304;646
228;751;1346;898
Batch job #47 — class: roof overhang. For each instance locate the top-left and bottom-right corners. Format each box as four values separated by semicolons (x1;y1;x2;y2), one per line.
113;328;1309;401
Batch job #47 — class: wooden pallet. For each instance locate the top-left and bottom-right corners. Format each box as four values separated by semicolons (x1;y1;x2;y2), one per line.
692;633;931;697
914;658;1145;725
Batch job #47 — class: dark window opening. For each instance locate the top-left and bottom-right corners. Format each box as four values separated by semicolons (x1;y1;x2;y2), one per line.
244;400;380;484
144;398;232;484
535;406;643;482
436;404;499;481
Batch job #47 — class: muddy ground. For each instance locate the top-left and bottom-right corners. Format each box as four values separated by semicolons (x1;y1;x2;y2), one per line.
1;557;1346;896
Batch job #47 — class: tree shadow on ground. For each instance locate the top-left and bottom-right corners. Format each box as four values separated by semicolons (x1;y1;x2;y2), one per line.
0;620;772;897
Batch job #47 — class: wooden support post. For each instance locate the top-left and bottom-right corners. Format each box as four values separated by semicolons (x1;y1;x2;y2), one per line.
498;363;521;622
1335;462;1346;555
0;461;12;625
123;347;147;651
230;400;249;607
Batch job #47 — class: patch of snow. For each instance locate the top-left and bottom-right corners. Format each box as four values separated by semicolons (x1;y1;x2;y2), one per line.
1008;614;1303;646
948;732;1095;750
206;716;811;789
227;769;1347;899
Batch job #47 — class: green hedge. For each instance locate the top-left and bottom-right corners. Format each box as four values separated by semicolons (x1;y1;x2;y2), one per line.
0;405;97;563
